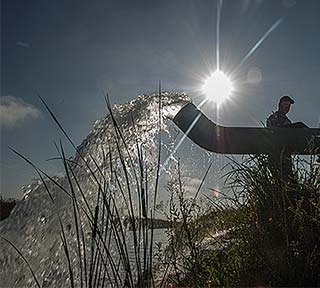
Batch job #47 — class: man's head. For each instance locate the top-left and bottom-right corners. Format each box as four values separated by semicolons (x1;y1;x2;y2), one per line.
278;95;294;115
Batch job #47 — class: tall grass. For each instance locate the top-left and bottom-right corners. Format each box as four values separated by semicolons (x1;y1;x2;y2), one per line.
3;89;319;287
160;154;320;287
2;87;174;287
42;89;165;287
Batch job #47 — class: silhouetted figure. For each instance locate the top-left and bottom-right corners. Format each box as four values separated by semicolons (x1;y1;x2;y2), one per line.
267;95;294;128
266;96;295;180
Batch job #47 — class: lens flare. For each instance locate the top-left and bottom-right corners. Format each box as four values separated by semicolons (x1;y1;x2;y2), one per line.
202;70;234;104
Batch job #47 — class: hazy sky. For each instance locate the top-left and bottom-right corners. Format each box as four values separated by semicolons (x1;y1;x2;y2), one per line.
1;0;320;198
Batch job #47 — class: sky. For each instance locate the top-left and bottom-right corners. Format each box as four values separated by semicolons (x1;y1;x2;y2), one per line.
1;0;320;199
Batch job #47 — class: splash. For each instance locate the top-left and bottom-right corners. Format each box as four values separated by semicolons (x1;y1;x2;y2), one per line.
0;92;191;287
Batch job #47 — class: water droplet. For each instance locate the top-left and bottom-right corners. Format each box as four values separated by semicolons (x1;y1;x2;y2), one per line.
38;215;47;224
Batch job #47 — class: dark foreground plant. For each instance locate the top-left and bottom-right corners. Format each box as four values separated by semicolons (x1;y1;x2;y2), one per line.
164;154;320;287
3;89;319;288
2;86;175;287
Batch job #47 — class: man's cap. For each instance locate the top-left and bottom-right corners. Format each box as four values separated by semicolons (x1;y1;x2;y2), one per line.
279;95;294;104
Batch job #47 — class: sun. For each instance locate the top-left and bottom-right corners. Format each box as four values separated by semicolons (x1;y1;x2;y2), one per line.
202;70;234;104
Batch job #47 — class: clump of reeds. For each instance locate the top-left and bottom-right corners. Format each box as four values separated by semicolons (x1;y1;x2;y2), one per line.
4;87;319;288
2;86;174;287
145;158;230;288
163;153;320;287
222;154;320;286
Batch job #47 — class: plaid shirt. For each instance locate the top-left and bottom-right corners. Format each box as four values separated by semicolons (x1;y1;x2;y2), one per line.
267;111;292;127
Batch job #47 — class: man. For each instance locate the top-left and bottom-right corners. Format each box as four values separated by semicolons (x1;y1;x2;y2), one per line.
266;95;296;181
267;95;294;128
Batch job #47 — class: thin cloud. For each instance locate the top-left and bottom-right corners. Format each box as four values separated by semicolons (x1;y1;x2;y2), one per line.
16;41;31;48
0;96;41;128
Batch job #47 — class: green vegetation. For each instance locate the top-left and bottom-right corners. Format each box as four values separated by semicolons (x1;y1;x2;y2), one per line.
3;92;166;288
2;90;319;287
162;154;320;287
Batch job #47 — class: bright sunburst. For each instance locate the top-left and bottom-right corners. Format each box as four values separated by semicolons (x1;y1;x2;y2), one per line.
202;70;234;104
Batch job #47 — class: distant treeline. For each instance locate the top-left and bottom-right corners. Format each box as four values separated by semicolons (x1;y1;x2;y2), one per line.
124;216;175;230
0;197;17;221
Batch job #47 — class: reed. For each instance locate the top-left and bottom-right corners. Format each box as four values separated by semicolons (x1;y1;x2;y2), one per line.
162;154;320;287
3;90;319;287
